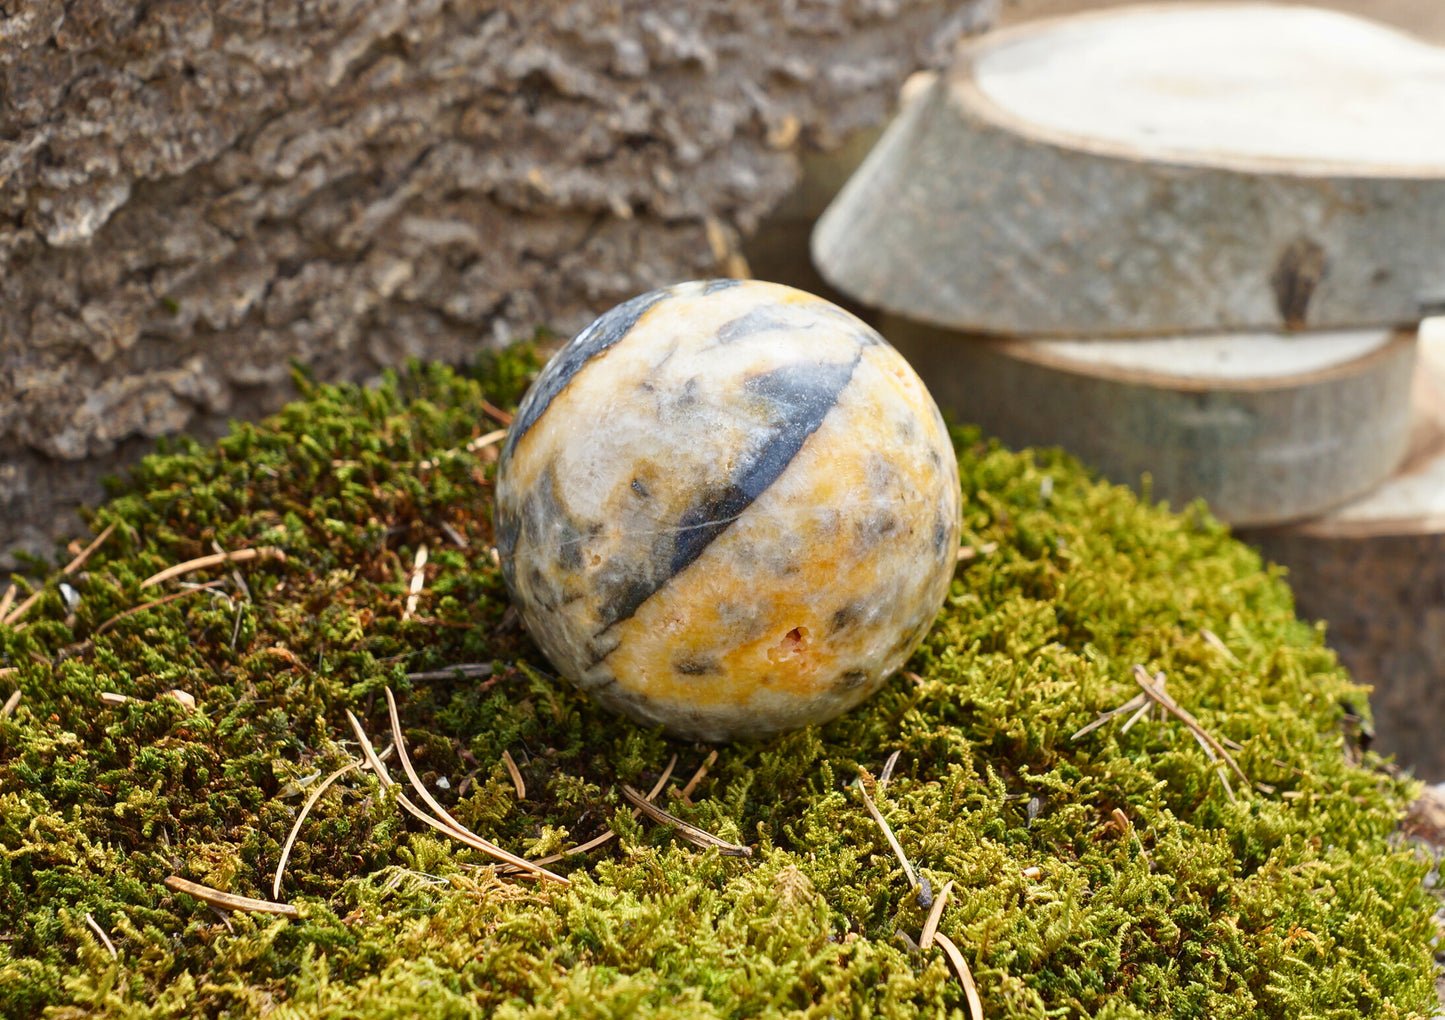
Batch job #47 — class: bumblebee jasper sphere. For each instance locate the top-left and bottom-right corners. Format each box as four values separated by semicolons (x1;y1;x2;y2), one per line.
494;279;960;742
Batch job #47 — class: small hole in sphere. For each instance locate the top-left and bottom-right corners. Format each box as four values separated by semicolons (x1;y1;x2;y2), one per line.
767;626;811;664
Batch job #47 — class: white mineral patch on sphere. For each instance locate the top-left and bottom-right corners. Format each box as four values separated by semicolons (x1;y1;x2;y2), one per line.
494;279;961;742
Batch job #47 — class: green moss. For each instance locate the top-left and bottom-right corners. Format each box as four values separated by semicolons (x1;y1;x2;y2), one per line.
0;351;1437;1018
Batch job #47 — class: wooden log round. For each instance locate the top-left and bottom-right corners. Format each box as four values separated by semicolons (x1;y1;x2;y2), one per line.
814;3;1445;337
881;314;1418;526
1242;322;1445;779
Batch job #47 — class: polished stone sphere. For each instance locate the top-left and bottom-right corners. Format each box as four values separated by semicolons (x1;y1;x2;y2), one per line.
494;279;960;742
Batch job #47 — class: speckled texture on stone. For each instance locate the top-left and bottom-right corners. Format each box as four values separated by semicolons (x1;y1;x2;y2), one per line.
0;0;994;569
495;280;961;742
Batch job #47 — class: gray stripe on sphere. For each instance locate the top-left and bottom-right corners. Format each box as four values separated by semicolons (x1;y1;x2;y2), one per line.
715;308;794;344
597;355;861;634
503;287;669;458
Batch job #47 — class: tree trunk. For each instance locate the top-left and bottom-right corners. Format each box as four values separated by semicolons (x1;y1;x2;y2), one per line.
0;0;993;568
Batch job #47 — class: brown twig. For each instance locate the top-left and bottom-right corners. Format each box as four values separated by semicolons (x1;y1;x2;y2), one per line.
934;931;985;1020
501;750;526;799
405;662;494;682
140;547;285;589
1069;692;1149;741
417;428;507;471
1132;666;1249;799
401;545;428;622
2;689;20;718
353;714;550;878
620;784;752;857
1117;697;1154;736
919;879;954;950
644;756;678;803
0;585;15;623
373;692;568;884
537;828;617;862
878;750;902;790
84;912;118;959
4;522;119;627
273;759;364;899
855;773;922;897
213;539;251;602
956;542;998;563
480;400;514;427
678;750;717;803
67;522;118;573
513;755;680;869
1200;628;1240;664
166;689;196;710
164;876;299;918
95;579;226;635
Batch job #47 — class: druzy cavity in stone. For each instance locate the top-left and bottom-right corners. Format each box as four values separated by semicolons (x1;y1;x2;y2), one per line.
494;279;961;742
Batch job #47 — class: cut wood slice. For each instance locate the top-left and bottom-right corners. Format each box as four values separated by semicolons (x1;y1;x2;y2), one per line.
1267;321;1445;540
881;314;1418;526
813;3;1445;337
1241;320;1445;779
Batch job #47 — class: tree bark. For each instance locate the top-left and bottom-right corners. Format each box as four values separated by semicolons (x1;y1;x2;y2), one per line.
0;0;992;568
1243;522;1445;781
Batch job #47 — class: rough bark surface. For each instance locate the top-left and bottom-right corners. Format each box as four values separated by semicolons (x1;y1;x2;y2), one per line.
1237;335;1445;779
1242;526;1445;781
0;0;992;568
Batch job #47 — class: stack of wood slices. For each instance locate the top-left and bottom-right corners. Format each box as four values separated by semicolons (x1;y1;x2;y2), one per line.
811;3;1445;777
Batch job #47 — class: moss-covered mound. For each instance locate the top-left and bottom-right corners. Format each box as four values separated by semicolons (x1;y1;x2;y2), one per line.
0;355;1438;1019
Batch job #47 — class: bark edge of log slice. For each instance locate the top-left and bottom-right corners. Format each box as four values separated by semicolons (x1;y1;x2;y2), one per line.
1241;330;1445;780
813;3;1445;337
880;315;1419;527
1264;326;1445;540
